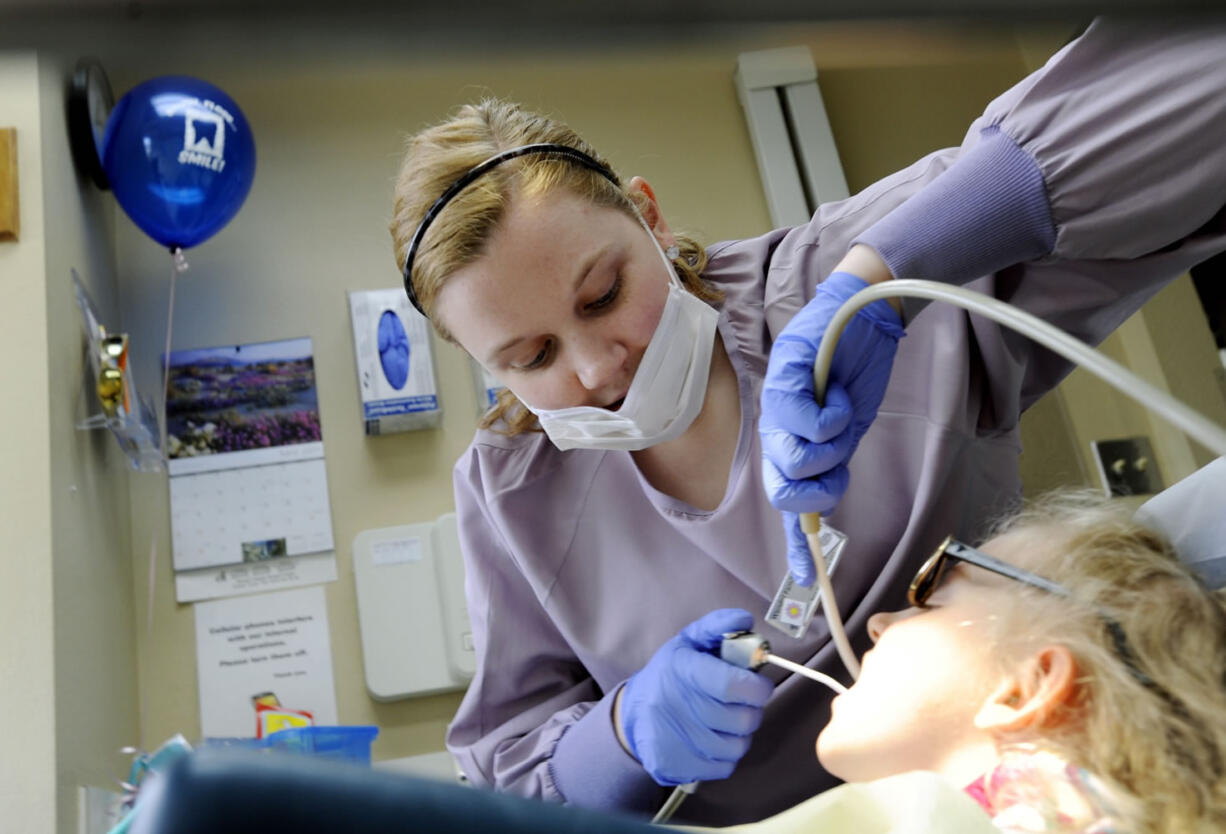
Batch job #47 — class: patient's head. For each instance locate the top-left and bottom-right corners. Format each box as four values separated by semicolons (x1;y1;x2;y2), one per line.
818;490;1226;834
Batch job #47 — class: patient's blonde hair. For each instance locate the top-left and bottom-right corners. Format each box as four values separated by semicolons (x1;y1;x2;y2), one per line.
986;491;1226;834
389;98;717;436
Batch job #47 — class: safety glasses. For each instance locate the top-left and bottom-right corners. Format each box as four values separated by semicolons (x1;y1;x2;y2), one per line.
909;535;1072;608
909;535;1163;693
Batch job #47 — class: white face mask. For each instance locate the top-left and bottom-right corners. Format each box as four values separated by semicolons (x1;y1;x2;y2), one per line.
522;225;719;452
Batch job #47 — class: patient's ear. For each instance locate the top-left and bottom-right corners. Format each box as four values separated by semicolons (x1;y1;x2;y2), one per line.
974;645;1077;733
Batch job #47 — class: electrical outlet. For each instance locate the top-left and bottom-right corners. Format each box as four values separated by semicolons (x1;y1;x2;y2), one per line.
1091;436;1164;497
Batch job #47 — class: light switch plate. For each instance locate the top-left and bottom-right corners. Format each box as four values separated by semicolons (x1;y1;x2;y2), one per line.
1091;436;1164;497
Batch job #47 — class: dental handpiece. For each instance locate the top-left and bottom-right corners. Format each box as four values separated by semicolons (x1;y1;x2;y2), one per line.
720;631;848;695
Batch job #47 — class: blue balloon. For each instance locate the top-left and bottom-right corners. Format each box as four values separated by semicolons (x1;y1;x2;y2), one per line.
102;75;256;250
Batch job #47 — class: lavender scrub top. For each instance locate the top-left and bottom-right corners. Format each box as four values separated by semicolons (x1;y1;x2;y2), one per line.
444;19;1226;826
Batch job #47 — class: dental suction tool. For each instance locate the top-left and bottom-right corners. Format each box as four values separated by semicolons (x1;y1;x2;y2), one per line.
650;632;847;824
720;631;848;694
805;279;1226;688
816;281;1226;457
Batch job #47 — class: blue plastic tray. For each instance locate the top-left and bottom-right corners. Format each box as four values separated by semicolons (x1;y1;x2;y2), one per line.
202;725;380;766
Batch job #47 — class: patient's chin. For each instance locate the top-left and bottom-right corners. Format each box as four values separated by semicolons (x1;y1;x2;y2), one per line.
815;727;854;781
817;728;891;784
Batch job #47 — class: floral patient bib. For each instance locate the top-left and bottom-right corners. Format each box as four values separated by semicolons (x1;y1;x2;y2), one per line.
964;750;1122;834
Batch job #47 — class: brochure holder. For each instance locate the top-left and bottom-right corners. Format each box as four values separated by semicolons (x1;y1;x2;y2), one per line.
72;269;163;472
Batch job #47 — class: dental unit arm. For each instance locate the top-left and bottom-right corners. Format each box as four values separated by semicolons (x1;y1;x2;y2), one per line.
804;279;1226;684
651;279;1226;825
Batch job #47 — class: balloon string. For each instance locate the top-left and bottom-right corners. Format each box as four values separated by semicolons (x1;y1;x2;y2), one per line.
142;249;184;751
158;248;187;456
158;250;180;468
140;535;156;752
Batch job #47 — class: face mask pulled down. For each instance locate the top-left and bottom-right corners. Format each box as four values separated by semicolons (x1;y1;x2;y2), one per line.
524;232;719;452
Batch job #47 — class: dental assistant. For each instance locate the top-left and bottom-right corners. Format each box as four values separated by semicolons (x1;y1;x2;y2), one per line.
388;19;1226;826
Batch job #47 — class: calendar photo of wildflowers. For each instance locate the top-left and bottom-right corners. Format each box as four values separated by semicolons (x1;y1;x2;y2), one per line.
164;337;322;460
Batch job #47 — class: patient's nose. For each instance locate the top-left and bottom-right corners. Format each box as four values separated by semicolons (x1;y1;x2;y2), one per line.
867;609;903;643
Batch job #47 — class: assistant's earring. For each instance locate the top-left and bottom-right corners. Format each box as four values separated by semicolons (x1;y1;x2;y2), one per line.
665;244;680;260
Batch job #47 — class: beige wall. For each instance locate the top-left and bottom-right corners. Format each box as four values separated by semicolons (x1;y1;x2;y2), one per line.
38;52;141;832
0;49;59;834
0;50;141;834
99;22;1035;762
1141;275;1226;468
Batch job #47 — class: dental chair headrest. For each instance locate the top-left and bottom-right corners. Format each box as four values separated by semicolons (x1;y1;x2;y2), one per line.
131;749;663;834
1135;457;1226;588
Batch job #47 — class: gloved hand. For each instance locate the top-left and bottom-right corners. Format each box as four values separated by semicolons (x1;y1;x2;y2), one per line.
619;608;774;786
760;271;905;585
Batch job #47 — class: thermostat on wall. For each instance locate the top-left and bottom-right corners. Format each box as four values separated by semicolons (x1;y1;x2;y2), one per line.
352;513;474;700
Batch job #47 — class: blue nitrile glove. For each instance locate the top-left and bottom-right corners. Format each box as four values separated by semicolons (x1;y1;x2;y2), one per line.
620;608;774;786
760;271;905;585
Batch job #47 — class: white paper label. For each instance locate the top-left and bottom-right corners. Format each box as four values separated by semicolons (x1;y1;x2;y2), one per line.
372;537;422;566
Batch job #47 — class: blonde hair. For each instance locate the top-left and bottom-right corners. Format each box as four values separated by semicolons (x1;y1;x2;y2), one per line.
984;491;1226;834
389;98;718;435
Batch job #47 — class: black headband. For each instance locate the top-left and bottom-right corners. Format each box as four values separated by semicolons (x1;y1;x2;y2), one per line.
401;142;620;317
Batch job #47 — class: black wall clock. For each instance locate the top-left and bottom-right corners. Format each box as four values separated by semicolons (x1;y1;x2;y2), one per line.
68;58;114;190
